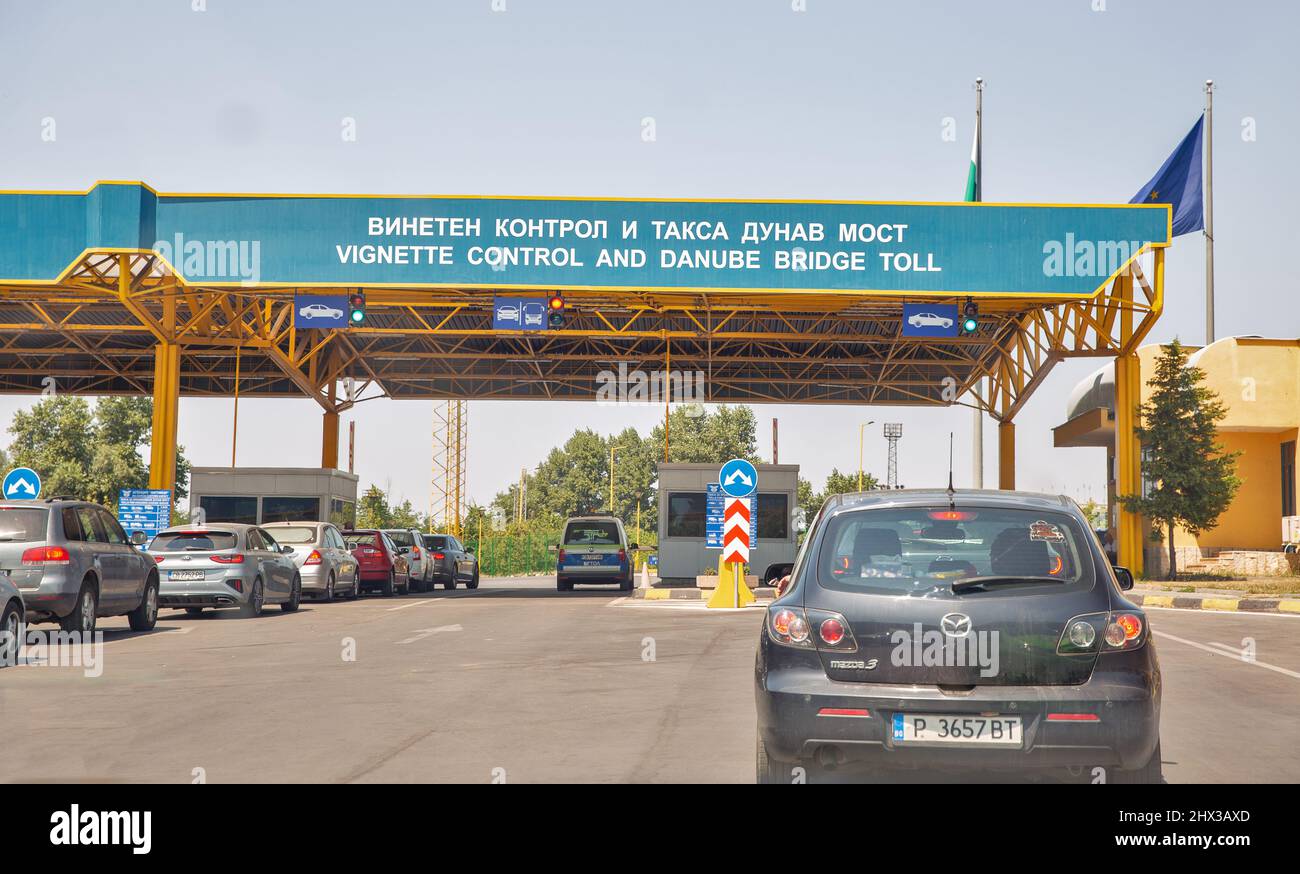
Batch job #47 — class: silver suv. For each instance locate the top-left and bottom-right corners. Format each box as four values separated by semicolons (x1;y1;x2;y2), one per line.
0;499;160;633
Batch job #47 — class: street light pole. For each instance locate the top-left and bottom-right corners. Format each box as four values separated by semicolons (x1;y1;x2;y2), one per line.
857;420;876;491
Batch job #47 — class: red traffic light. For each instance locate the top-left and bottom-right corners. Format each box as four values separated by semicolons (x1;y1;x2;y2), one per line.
548;292;565;311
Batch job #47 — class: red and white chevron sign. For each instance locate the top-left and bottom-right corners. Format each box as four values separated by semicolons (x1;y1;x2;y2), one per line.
721;497;751;564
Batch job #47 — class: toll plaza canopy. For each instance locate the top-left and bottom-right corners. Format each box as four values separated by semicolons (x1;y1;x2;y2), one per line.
0;181;1169;570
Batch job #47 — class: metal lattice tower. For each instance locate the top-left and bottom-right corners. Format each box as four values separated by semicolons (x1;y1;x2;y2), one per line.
884;423;903;489
430;400;467;537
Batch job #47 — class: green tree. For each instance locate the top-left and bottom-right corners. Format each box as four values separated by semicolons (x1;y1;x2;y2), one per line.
5;395;190;508
647;405;759;464
355;485;393;529
1119;339;1241;580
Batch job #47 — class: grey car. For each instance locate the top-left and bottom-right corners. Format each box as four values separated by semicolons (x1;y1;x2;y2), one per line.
0;573;25;668
150;524;301;618
383;529;431;592
262;521;359;601
0;499;159;634
422;533;479;590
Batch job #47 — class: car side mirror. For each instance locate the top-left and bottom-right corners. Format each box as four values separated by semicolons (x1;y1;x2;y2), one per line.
1112;566;1135;591
280;545;294;555
628;543;639;551
130;531;148;546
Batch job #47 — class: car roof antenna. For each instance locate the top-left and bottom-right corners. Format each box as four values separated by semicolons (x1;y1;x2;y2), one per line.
947;431;957;509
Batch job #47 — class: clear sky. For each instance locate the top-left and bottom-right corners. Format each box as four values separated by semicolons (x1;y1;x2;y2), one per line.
1;0;1296;511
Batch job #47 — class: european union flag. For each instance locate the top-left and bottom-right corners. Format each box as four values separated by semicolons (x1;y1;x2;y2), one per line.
1130;115;1204;236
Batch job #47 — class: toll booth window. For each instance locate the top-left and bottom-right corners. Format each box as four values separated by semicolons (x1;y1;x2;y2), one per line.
199;495;258;525
330;499;356;528
564;522;621;545
665;492;707;538
262;496;320;524
756;493;789;540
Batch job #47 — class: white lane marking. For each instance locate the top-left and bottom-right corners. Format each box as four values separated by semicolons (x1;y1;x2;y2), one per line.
1153;630;1300;680
386;599;439;612
1206;641;1244;655
396;623;462;645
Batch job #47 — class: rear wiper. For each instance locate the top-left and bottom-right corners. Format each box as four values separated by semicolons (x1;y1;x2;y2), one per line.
951;575;1067;593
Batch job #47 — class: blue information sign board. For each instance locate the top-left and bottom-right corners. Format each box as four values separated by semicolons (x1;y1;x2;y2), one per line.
492;297;549;331
118;488;172;546
705;483;757;550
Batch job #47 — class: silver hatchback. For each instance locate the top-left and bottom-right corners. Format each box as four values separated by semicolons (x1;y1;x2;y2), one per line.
150;524;301;618
0;499;159;634
262;521;359;601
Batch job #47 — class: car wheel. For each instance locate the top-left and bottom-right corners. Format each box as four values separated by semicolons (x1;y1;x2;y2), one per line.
0;599;22;667
281;575;301;613
350;576;361;599
382;571;394;598
185;607;205;617
556;577;572;592
467;567;479;590
127;575;159;632
443;576;456;590
756;735;791;785
619;573;633;592
399;575;410;595
59;581;97;634
324;573;335;602
241;578;265;617
1110;740;1164;784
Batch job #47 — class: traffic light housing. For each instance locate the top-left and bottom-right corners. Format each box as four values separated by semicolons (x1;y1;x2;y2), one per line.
960;299;978;334
349;291;366;325
547;292;566;329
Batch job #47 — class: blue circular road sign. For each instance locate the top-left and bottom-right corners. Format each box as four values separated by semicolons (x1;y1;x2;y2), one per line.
719;458;758;499
2;467;41;500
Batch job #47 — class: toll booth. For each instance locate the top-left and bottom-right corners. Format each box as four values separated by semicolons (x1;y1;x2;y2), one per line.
656;463;799;586
188;467;359;527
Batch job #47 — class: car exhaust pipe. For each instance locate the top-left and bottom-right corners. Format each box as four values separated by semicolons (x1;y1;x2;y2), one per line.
815;745;845;770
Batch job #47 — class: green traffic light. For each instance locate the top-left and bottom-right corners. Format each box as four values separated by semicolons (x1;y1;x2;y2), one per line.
350;309;365;323
962;317;977;333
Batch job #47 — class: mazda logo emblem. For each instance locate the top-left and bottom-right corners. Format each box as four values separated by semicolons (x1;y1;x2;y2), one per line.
941;613;972;637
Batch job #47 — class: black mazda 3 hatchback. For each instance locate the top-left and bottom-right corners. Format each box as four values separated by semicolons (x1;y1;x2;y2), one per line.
755;489;1162;783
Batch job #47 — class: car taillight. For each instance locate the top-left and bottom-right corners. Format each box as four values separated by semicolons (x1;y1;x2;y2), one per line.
819;617;846;646
21;546;71;565
411;547;421;559
153;555;165;563
768;608;812;648
557;549;566;563
305;550;322;565
1105;612;1144;648
432;552;445;560
618;549;627;562
1058;611;1146;654
209;554;245;564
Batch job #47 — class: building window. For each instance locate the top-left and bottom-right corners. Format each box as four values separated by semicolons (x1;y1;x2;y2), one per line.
1283;441;1296;518
262;496;320;524
756;493;789;540
199;495;258;525
666;492;707;538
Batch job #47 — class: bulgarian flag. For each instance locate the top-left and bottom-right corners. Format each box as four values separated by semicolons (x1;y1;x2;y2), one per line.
963;123;981;202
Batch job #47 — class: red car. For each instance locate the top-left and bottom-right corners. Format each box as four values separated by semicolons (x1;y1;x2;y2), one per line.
342;529;410;596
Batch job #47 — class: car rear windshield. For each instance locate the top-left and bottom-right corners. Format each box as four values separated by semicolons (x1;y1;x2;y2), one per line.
384;530;415;547
0;507;48;542
815;505;1095;596
151;531;239;551
564;521;620;545
344;533;380;548
269;526;317;544
424;535;448;549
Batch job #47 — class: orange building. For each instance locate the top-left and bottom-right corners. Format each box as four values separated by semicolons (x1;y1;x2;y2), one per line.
1054;336;1299;576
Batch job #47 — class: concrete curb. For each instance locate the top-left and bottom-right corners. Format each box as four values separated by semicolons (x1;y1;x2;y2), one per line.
631;586;776;601
1130;590;1300;615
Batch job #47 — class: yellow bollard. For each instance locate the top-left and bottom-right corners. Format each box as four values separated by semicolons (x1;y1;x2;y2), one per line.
707;554;755;609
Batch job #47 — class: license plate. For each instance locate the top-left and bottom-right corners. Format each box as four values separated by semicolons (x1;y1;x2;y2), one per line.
168;570;204;581
891;713;1022;747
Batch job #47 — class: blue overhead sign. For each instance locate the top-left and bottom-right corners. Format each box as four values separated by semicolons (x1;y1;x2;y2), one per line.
492;297;549;331
2;467;40;500
118;489;172;545
719;458;758;499
293;293;349;329
902;303;959;337
0;182;1172;298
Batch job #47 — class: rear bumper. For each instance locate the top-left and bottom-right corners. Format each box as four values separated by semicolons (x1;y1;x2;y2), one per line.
756;642;1161;772
158;573;250;608
558;563;628;583
14;568;79;620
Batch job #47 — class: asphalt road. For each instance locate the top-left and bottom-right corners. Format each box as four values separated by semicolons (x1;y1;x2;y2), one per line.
1;577;1297;783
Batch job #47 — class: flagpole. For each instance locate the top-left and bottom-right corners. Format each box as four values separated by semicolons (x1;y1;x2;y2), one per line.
972;77;984;489
1204;80;1215;344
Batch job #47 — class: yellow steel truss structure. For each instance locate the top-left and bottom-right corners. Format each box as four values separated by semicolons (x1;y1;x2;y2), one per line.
430;399;466;538
0;248;1163;571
